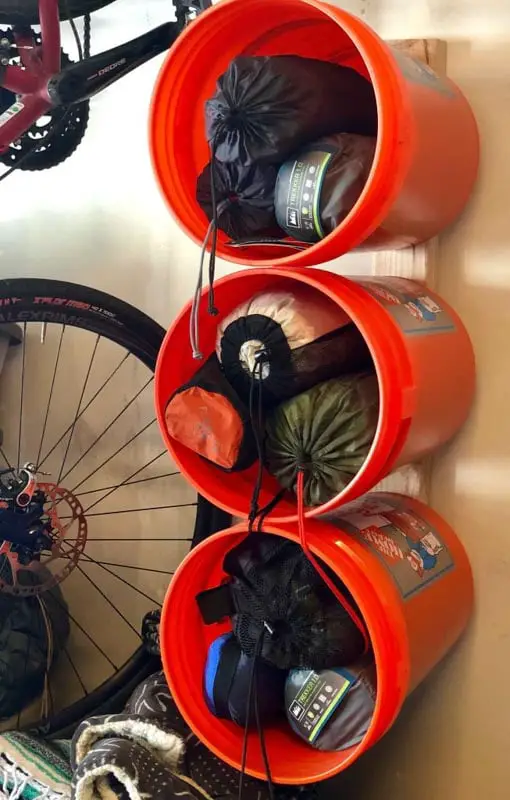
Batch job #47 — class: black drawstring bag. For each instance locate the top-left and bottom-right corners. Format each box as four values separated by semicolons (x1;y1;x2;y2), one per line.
216;288;372;409
196;160;282;240
164;354;257;472
265;374;379;506
206;56;378;165
275;133;377;243
197;533;365;670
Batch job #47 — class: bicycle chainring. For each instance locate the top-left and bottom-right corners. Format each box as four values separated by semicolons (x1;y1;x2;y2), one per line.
0;28;90;171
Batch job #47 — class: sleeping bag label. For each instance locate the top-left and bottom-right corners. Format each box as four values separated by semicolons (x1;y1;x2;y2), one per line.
359;277;456;337
337;495;455;599
286;669;355;744
275;150;333;242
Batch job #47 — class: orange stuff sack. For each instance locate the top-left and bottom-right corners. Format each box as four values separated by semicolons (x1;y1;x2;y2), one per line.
165;355;258;472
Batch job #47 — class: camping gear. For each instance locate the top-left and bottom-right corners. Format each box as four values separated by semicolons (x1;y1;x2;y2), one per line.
265;374;379;506
0;567;70;720
205;55;377;166
285;658;376;751
164;354;257;472
150;0;479;267
275;133;376;243
216;287;371;408
196;160;281;240
196;533;365;670
155;268;475;522
204;633;286;726
0;731;72;800
160;492;474;784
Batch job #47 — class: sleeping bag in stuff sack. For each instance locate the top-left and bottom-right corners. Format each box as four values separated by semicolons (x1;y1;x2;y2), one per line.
275;133;377;243
204;633;287;727
206;56;378;165
196;160;282;240
216;288;372;409
197;533;365;670
265;374;379;507
285;658;376;751
0;564;70;720
165;354;258;472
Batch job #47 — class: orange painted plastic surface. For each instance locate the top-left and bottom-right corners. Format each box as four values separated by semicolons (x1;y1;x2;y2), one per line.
154;268;475;522
150;0;479;267
160;493;473;784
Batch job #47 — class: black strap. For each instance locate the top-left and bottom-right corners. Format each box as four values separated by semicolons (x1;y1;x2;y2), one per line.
196;583;235;625
212;635;241;720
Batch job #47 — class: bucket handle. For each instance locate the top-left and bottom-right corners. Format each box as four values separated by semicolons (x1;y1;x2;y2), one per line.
296;469;370;653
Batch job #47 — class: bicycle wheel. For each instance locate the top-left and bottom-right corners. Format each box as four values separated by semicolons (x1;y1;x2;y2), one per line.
0;278;200;734
0;0;116;25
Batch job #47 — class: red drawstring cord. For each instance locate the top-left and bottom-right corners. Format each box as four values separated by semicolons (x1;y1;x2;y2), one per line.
296;469;370;654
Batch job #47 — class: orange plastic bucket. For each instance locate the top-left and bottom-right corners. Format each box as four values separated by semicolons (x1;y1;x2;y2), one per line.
160;492;474;784
150;0;479;267
155;268;475;522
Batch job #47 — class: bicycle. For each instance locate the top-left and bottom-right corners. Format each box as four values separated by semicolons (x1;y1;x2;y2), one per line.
0;0;209;173
0;278;230;737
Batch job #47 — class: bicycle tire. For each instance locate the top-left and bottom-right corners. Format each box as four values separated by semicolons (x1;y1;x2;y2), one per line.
0;278;225;735
0;0;116;24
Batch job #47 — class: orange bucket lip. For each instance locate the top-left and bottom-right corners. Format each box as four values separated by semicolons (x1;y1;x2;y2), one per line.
150;0;478;266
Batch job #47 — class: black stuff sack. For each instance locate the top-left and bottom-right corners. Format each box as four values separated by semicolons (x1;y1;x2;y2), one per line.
275;133;376;243
196;160;282;240
204;633;287;727
285;659;376;750
216;287;372;409
197;533;365;670
0;566;70;720
164;354;257;472
206;56;377;165
265;374;379;506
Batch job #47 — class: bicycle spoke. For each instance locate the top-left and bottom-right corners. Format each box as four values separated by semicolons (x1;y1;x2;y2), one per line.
60;375;154;484
36;325;65;469
66;538;193;542
82;560;175;575
75;470;179;498
75;563;141;638
50;591;118;670
38;351;131;470
82;451;169;514
0;447;12;470
75;550;162;606
64;646;88;696
57;334;100;484
16;322;27;472
59;502;197;520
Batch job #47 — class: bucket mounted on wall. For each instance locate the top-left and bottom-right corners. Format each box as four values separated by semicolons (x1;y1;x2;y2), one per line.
160;492;474;784
154;268;475;523
150;0;479;267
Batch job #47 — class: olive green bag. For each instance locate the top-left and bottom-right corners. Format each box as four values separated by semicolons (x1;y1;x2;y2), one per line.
265;374;379;506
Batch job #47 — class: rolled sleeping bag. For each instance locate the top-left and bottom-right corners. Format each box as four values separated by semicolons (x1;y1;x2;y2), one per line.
265;374;380;506
196;160;282;240
204;633;287;727
275;133;377;243
285;658;377;750
164;354;257;472
206;55;377;165
216;287;372;409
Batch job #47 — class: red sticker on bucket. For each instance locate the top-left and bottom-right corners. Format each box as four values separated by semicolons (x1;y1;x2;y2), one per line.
359;277;456;338
337;495;455;599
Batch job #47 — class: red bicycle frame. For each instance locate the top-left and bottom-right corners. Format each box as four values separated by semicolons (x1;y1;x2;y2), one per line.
0;0;180;154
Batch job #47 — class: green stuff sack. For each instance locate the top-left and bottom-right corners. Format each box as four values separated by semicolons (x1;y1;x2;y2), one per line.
265;374;379;506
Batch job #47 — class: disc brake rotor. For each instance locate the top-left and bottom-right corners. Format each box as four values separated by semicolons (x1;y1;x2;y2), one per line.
0;482;87;596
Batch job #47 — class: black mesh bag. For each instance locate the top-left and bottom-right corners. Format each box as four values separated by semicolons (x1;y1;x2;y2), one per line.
196;160;282;240
164;354;257;472
216;289;372;409
275;133;376;243
206;56;377;165
220;533;365;670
